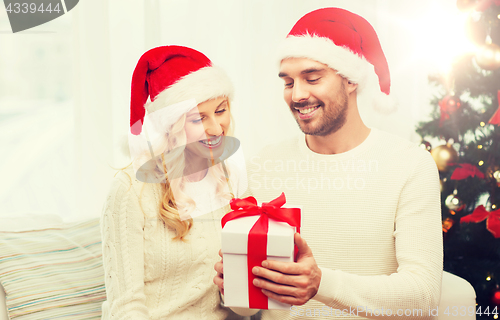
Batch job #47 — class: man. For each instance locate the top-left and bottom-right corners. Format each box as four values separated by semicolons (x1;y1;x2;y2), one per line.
215;7;442;320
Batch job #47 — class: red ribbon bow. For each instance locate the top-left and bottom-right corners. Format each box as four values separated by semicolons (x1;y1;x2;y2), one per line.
460;205;500;238
450;163;485;180
221;193;301;309
487;90;500;126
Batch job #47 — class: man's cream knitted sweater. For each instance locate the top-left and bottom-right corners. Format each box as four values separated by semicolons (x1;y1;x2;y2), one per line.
247;128;443;320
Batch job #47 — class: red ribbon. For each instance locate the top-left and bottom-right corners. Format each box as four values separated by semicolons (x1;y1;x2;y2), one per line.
450;163;485;180
221;193;301;309
488;91;500;125
461;205;500;238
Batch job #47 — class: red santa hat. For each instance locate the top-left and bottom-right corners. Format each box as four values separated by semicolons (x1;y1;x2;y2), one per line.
130;45;234;135
277;7;396;112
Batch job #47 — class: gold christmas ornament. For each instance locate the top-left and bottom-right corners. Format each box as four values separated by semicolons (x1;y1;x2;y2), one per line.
475;43;500;70
431;144;458;171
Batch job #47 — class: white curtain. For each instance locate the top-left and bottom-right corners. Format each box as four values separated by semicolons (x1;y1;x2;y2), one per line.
1;0;458;221
71;0;164;220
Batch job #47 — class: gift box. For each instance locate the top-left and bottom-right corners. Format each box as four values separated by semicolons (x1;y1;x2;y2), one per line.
221;193;300;310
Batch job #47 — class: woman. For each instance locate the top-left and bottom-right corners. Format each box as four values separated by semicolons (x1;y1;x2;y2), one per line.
100;46;246;319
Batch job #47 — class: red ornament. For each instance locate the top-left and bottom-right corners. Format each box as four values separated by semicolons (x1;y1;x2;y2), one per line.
475;0;500;11
461;205;500;238
493;290;500;305
439;95;462;126
451;163;485;180
460;0;500;16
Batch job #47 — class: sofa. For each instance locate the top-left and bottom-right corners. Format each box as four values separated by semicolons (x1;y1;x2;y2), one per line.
0;215;476;319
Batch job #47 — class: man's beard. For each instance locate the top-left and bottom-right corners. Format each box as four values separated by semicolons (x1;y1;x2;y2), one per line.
290;82;348;136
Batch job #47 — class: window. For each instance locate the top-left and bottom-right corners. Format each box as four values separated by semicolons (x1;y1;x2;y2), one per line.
0;14;75;218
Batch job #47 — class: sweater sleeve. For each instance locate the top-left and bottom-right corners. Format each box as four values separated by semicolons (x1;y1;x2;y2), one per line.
313;151;443;319
100;173;150;319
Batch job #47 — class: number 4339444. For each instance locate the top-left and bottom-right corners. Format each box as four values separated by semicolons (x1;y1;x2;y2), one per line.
6;3;61;14
442;306;498;317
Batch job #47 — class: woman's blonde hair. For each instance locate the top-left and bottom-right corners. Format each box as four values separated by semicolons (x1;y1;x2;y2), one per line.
147;98;235;241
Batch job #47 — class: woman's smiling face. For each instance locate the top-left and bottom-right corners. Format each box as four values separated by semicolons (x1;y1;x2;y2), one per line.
184;96;231;162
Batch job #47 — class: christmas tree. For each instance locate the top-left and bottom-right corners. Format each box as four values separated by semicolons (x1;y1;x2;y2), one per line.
416;1;500;318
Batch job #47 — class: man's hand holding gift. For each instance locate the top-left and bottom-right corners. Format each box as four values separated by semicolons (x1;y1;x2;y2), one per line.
213;231;322;307
251;232;321;306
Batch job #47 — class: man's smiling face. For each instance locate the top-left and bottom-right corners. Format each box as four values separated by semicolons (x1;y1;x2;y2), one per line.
279;57;352;136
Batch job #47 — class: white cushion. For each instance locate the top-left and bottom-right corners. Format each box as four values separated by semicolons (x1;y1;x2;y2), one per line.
0;214;64;320
0;218;105;319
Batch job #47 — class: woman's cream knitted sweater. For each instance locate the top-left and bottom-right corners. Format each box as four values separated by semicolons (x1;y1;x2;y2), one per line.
100;165;242;320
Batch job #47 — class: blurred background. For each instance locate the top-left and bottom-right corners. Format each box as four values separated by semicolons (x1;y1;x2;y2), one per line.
0;0;483;220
